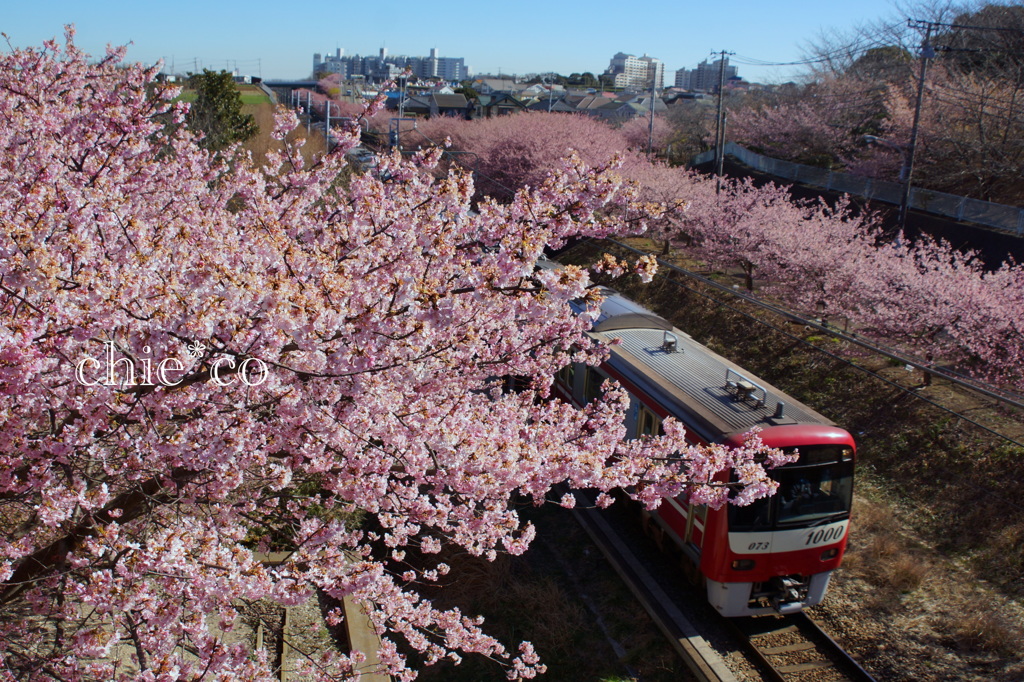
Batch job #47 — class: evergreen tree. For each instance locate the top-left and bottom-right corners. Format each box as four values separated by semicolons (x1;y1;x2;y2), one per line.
186;69;258;151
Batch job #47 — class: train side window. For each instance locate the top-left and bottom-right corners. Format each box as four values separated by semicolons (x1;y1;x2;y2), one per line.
584;367;605;404
637;405;664;437
556;363;575;389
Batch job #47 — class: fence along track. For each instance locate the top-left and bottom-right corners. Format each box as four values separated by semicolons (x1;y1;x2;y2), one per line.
695;143;1024;237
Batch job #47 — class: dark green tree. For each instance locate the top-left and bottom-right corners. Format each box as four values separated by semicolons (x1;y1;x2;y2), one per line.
847;45;914;83
186;69;258;152
567;72;599;87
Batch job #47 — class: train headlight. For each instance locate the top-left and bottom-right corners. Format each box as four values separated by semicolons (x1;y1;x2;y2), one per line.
731;559;755;571
820;548;839;561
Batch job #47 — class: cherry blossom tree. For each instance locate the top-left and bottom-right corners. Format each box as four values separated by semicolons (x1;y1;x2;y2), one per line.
661;173;1024;391
845;236;1024;386
727;75;898;171
618;114;674;155
728;3;1024;204
410;112;650;199
0;32;789;681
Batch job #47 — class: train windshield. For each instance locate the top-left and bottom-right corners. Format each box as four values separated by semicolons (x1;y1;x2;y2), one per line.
729;445;854;532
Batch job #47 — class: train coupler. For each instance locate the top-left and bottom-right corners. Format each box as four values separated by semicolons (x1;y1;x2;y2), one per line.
768;576;808;613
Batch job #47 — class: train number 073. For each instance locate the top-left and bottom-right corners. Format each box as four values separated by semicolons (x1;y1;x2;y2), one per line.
805;526;844;546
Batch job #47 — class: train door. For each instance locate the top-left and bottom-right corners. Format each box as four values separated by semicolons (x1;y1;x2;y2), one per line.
584;366;606;405
679;501;707;585
684;503;707;546
554;362;577;404
638;404;709;581
637;404;664;437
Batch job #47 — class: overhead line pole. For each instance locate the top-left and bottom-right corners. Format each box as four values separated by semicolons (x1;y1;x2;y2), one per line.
897;17;1016;230
712;50;734;192
648;72;656;158
900;20;936;231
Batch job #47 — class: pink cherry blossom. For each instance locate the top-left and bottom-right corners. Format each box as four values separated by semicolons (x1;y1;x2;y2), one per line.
0;32;787;680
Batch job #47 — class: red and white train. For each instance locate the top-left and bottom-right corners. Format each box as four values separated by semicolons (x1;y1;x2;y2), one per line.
554;286;855;617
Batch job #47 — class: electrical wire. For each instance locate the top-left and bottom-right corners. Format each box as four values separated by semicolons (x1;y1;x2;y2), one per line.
596;238;1024;447
729;20;910;69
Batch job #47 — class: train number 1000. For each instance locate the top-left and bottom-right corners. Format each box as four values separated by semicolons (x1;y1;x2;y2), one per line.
805;525;844;546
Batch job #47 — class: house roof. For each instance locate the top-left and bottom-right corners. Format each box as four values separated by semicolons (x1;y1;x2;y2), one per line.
477;92;527;107
474;78;522;92
575;95;614;110
432;94;469;109
399;93;469;114
526;98;577;113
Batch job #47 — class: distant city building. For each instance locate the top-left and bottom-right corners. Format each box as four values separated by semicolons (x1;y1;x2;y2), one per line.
313;47;467;83
603;52;664;90
638;56;664;90
676;58;738;92
674;68;691;90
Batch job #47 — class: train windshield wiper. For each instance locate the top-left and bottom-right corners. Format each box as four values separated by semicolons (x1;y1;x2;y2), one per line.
805;512;848;528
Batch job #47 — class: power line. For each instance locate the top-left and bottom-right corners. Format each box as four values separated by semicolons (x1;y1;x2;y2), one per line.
729;20;910;69
584;238;1024;519
914;19;1024;34
596;238;1024;448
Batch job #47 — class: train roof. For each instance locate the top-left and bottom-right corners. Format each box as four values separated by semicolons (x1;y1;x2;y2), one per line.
575;288;838;443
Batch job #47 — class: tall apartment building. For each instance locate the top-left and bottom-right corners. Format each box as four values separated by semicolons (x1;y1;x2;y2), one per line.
604;52;664;90
676;57;738;92
639;55;664;90
674;68;691;90
313;47;467;83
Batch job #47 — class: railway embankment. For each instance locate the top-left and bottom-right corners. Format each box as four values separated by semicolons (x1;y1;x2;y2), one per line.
555;238;1024;680
397;236;1024;681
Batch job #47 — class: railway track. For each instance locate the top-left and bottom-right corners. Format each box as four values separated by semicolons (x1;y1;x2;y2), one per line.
566;488;875;682
565;488;736;682
253;553;392;681
729;613;876;682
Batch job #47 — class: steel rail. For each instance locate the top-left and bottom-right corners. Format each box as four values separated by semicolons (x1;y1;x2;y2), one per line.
565;488;737;682
726;612;877;682
602;238;1024;412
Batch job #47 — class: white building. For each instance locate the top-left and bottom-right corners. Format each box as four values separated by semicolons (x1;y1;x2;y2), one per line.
604;52;664;90
677;58;738;92
639;56;664;90
674;67;691;89
313;47;467;83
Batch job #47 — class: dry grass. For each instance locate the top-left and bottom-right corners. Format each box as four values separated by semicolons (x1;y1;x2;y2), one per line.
557;238;1024;678
241;101;328;168
945;599;1021;656
504;577;588;652
409;502;690;682
843;502;930;594
414;549;615;681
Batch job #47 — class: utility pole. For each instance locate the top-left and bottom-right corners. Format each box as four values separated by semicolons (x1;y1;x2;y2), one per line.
325;100;332;151
306;91;312;133
647;70;657;158
900;20;936;231
712;50;734;191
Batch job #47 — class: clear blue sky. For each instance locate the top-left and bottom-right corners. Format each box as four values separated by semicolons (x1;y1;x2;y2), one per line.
3;0;907;83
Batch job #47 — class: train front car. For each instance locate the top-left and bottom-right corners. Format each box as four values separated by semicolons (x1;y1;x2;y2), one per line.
559;286;856;618
708;425;855;616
